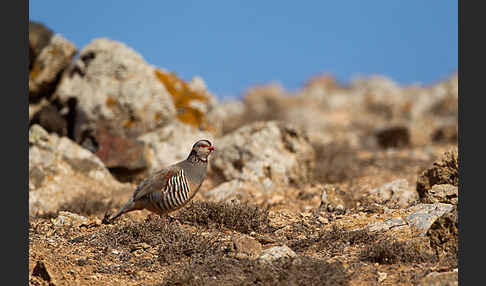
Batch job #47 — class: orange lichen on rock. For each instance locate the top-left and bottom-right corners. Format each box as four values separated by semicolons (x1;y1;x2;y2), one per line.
154;69;211;131
105;96;118;108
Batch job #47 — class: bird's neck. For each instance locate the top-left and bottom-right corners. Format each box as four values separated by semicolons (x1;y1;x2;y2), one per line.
187;151;208;164
182;153;208;186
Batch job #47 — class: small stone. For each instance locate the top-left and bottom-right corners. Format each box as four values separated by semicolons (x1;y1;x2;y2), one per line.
421;184;458;205
259;245;297;263
233;235;262;257
320;184;346;212
317;216;329;224
419;270;458;286
132;242;151;251
404;203;454;236
377;272;387;283
52;211;90;228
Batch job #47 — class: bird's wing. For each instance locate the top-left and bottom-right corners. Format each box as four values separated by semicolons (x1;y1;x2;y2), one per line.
132;166;182;201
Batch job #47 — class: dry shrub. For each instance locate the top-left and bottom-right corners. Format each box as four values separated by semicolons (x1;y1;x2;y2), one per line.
58;192;119;216
162;256;349;286
288;224;379;255
175;201;272;234
312;141;364;183
359;237;437;264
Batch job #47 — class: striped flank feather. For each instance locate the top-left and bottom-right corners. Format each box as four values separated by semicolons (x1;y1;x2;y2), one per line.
151;169;192;213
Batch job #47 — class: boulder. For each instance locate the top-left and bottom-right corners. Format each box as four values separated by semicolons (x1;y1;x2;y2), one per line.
155;71;219;133
426;205;458;259
94;124;149;171
29;104;67;136
403;203;455;236
54;38;177;141
369;179;419;208
363;203;456;236
210;121;315;192
418;270;458;286
417;148;459;200
29;21;53;70
421;184;458;205
138;120;214;173
29;125;132;217
29;34;77;99
202;180;254;203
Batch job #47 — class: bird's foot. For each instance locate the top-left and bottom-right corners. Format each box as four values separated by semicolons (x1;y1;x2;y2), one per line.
166;215;182;226
102;212;113;224
145;213;159;222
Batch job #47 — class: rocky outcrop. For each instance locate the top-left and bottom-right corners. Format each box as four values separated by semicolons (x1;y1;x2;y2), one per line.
210;121;315;191
417;148;459;200
29;34;77;99
138;121;214;174
421;184;458;205
368;179;419;208
426;205;458;260
29;125;132;216
54;38;177;141
29;21;53;71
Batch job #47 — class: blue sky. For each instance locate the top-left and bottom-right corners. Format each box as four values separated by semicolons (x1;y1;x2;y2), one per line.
29;1;457;99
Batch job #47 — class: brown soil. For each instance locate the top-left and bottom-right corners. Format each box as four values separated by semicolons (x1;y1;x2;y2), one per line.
29;143;458;286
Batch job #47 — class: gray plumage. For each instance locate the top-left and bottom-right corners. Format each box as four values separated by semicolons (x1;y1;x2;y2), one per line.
109;139;214;222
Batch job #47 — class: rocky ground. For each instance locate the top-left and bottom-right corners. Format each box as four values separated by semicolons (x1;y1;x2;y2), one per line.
29;21;458;286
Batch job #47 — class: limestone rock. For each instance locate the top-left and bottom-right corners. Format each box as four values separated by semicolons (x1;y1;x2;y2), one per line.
29;34;77;98
29;125;132;216
403;203;455;236
232;234;263;258
426;205;458;259
417;148;459;200
29;104;67;136
259;245;297;263
55;38;176;141
203;180;252;203
51;211;93;228
211;121;315;192
29;21;53;70
319;184;347;212
418;270;458;286
94;124;149;171
138;121;214;174
421;184;458;205
369;179;419;208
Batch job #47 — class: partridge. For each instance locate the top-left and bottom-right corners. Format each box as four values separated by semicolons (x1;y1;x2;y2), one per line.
108;139;214;222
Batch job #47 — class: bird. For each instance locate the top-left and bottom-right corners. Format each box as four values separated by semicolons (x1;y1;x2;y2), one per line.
107;139;215;222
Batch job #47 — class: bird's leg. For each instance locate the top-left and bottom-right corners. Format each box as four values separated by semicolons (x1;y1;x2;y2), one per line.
145;213;159;222
102;211;113;224
166;214;181;225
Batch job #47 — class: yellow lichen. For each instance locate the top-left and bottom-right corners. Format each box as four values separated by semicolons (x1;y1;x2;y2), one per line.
122;119;135;128
105;96;118;108
154;69;212;131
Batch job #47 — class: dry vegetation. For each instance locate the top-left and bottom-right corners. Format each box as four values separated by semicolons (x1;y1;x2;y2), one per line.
29;22;458;285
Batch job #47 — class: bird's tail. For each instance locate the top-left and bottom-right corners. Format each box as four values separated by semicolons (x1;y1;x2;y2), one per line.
109;198;137;222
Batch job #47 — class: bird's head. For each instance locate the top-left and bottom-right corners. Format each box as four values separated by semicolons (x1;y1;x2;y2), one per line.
189;139;214;162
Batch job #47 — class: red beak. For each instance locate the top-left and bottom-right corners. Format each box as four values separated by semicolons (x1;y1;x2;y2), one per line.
209;146;215;151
